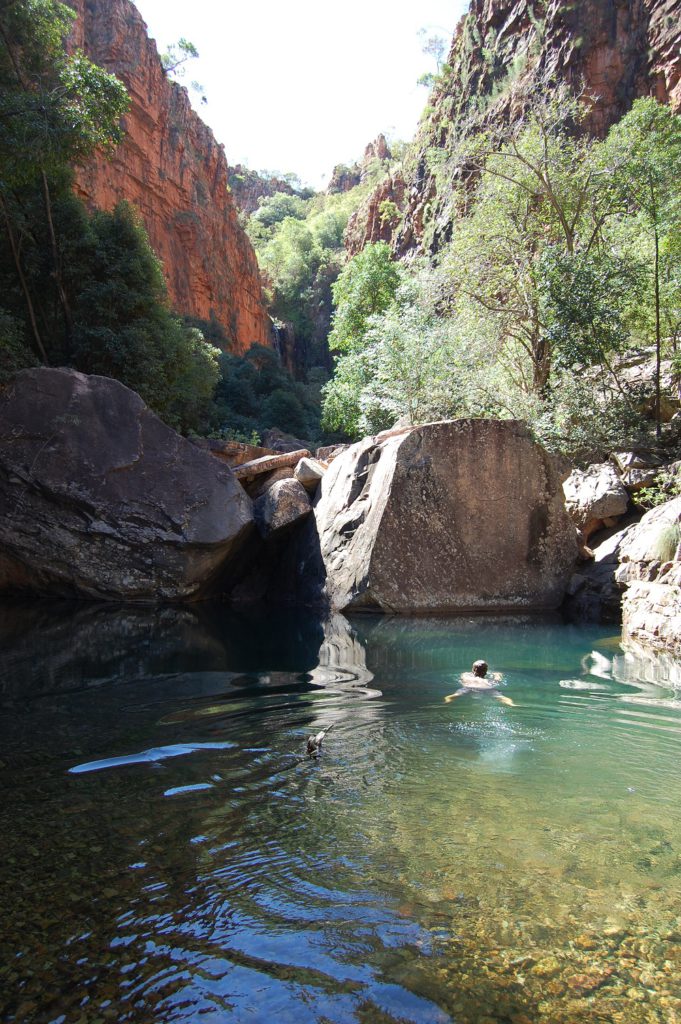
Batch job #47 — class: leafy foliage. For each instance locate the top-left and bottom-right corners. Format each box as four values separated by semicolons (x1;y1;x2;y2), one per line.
213;345;322;443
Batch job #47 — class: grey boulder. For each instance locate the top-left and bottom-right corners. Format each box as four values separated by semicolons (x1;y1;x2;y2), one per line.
0;368;253;601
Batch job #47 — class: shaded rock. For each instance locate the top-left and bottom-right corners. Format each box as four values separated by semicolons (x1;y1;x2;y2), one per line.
563;463;629;539
563;517;640;623
0;368;253;601
245;466;295;500
233;449;311;481
294;456;326;493
316;443;349;462
291;420;577;614
253;479;311;539
612;450;664;491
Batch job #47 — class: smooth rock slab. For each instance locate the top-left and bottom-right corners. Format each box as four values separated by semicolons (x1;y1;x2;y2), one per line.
300;419;577;613
0;368;253;601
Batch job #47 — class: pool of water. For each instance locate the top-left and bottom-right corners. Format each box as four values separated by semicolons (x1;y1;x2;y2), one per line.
2;601;681;1023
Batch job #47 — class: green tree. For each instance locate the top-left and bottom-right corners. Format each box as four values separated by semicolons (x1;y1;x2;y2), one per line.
601;98;681;436
327;242;401;353
0;0;128;360
442;94;622;395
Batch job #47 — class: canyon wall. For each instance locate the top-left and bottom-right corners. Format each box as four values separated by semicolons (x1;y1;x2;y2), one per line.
348;0;681;256
68;0;272;354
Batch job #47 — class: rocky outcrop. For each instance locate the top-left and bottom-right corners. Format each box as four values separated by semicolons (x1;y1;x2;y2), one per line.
563;462;630;540
617;497;681;655
0;368;253;601
227;165;301;217
283;420;577;613
67;0;272;353
352;0;681;255
345;169;407;257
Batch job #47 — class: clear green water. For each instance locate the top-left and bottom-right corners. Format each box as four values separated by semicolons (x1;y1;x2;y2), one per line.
2;602;681;1024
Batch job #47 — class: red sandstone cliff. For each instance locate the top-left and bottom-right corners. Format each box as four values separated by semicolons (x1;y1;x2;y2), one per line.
68;0;272;354
348;0;681;256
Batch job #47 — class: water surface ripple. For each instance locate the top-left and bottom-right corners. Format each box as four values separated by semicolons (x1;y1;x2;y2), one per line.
2;603;681;1022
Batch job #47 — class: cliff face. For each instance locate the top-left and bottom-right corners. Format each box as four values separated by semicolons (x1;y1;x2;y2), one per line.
351;0;681;255
68;0;272;354
227;165;300;217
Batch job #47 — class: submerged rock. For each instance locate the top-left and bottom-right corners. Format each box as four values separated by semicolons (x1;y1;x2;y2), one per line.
288;419;577;613
0;368;253;602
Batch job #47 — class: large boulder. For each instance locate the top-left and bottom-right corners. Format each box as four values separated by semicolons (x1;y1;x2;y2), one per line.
616;497;681;656
290;420;577;613
0;368;253;601
254;478;311;539
563;462;629;539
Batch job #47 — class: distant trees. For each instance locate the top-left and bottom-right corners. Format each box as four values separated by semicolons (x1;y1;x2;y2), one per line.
213;345;322;442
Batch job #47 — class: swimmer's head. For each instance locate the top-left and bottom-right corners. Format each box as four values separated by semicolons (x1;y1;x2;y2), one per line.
472;660;488;677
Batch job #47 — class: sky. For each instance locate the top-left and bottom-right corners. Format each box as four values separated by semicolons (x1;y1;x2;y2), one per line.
132;0;468;189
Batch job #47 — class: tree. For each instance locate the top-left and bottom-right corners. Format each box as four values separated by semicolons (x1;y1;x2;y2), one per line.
327;242;401;353
601;99;681;436
0;0;128;360
69;202;220;432
442;94;622;395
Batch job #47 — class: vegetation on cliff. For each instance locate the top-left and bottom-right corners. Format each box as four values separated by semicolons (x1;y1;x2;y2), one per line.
321;94;681;462
0;0;225;433
1;0;314;444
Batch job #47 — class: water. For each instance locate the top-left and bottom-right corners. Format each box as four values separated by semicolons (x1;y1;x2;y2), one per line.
2;602;681;1023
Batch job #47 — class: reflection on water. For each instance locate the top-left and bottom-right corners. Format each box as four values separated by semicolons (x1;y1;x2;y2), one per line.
1;603;681;1023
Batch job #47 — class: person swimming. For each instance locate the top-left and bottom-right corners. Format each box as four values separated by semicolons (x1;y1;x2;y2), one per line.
444;660;514;706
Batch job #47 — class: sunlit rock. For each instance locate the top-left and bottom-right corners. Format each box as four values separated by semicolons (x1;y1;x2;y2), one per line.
295;420;577;614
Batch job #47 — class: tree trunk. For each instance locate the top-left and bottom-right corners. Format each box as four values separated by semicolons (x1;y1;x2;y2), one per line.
0;194;48;364
654;225;662;440
41;171;73;341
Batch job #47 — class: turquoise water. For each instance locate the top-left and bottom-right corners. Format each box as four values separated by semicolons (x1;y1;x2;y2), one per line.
2;602;681;1023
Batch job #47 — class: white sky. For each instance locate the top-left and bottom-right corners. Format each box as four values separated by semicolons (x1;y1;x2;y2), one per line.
132;0;467;189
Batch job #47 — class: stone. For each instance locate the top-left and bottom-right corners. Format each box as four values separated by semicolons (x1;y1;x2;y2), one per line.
190;438;275;468
563;463;629;538
618;497;681;656
253;479;311;539
68;0;272;353
0;368;253;601
316;443;349;462
292;419;577;614
234;449;311;481
294;457;326;493
612;450;663;492
245;466;295;500
260;428;311;454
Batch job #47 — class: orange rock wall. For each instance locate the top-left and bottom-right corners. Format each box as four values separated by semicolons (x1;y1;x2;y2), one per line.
68;0;272;354
351;0;681;256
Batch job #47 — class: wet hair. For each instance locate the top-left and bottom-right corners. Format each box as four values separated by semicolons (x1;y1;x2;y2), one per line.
472;660;488;676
